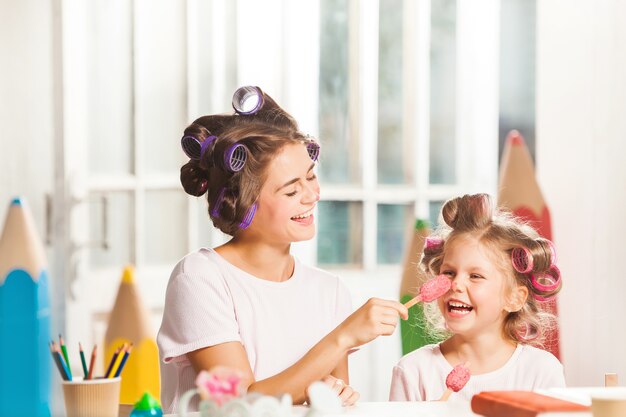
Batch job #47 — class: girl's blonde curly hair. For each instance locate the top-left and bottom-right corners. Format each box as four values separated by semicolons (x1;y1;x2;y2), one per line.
420;193;561;347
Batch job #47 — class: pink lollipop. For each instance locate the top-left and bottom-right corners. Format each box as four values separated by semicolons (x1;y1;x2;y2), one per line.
439;362;471;401
404;275;451;309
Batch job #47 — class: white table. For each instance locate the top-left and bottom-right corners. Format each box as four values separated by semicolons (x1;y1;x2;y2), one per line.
165;401;481;417
164;387;610;417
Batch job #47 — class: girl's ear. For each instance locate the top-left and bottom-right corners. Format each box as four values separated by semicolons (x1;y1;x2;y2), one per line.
505;284;529;313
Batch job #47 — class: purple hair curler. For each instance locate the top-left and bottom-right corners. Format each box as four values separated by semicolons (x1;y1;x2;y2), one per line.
210;187;257;229
511;247;533;274
210;188;226;218
530;264;561;293
232;86;264;115
306;142;320;162
239;203;257;229
223;143;248;172
181;135;217;160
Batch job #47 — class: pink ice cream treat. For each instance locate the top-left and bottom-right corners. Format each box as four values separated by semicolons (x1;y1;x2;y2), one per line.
420;274;452;302
445;363;471;392
404;275;452;309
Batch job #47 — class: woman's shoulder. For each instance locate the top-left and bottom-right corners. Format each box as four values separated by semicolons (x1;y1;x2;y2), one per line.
168;248;226;286
175;248;218;272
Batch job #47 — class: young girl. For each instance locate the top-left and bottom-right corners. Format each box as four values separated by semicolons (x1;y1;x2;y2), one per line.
390;193;565;401
157;86;407;413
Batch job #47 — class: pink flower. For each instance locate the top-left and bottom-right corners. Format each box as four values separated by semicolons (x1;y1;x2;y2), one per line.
195;367;243;406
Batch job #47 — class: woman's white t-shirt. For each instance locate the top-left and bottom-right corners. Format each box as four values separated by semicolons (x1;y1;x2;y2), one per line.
157;248;352;413
390;343;566;402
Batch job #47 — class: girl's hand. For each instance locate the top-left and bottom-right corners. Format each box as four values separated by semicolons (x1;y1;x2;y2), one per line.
321;375;360;406
334;298;408;349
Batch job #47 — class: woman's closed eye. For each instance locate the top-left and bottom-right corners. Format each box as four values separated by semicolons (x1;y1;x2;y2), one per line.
286;175;317;197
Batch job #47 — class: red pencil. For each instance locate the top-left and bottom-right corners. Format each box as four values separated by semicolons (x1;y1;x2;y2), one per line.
498;130;561;359
86;345;97;380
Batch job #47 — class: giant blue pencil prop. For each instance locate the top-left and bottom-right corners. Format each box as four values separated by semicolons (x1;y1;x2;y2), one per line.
0;198;51;417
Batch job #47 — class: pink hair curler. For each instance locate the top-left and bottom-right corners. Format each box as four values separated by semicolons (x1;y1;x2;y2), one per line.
531;265;561;293
511;247;533;273
424;236;444;251
532;293;553;302
547;240;558;266
517;322;539;341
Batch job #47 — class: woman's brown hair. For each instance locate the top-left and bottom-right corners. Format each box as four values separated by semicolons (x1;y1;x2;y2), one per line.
180;89;317;236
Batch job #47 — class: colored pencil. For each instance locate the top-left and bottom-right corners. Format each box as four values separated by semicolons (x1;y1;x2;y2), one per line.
110;344;128;378
58;335;72;379
50;341;70;381
79;342;88;378
104;345;121;378
113;344;133;378
86;345;97;380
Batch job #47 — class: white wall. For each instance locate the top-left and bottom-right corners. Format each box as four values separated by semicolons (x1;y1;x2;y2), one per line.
537;0;626;387
0;0;54;231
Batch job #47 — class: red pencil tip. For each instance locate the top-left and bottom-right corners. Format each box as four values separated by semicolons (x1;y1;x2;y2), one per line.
506;130;525;146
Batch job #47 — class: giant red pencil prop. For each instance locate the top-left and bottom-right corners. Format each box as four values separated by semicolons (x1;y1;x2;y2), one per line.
497;130;560;359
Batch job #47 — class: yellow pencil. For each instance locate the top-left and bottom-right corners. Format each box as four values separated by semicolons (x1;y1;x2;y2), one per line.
110;344;128;378
104;345;121;378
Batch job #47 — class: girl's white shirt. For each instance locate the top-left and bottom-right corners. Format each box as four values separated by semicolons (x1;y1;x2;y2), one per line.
390;343;566;402
157;248;352;413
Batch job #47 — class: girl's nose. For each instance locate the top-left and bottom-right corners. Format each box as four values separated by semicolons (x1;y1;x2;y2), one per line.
451;279;464;292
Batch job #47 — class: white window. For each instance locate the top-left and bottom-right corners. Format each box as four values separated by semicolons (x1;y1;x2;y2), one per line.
55;0;500;399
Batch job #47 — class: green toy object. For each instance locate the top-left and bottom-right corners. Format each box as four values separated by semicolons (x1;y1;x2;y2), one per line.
400;295;442;354
130;392;163;417
399;218;444;354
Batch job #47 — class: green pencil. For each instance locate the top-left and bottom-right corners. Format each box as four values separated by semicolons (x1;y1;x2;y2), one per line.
59;335;72;379
79;342;88;378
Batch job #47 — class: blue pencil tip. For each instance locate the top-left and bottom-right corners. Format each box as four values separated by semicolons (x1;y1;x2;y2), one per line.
11;197;23;206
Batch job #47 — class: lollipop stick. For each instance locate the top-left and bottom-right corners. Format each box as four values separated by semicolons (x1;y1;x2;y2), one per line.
439;388;453;401
403;295;423;309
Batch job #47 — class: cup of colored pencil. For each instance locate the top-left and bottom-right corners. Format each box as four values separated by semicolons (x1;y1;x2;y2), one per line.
49;336;133;417
62;377;121;417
